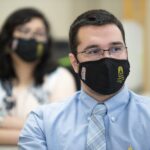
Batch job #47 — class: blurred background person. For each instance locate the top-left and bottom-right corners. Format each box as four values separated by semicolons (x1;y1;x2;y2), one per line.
0;7;76;145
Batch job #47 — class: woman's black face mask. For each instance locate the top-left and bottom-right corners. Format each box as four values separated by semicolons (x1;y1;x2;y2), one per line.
78;58;130;95
11;38;49;62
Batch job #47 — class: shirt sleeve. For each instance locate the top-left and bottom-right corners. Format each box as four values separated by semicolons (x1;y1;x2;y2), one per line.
18;111;47;150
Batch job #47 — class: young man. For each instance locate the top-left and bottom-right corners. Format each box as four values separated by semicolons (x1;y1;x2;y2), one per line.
18;9;150;150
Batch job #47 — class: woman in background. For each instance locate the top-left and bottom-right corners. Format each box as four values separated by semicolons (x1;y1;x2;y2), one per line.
0;8;76;145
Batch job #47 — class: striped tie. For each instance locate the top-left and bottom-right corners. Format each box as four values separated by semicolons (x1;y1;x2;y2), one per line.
87;104;107;150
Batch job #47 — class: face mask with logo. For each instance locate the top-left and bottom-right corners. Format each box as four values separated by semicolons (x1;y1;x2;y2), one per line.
11;38;49;62
78;58;130;95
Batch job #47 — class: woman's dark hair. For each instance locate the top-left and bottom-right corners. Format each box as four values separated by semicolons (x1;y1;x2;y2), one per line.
69;9;126;54
0;7;57;85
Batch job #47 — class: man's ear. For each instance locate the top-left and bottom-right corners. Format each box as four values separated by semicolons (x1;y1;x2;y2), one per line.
69;53;79;73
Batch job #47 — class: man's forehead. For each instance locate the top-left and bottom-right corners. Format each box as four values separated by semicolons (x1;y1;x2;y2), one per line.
77;24;124;45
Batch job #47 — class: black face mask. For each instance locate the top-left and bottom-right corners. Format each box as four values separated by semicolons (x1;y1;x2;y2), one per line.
78;58;130;95
11;38;49;62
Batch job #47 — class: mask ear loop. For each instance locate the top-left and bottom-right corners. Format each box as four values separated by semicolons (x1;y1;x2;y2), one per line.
11;38;19;51
74;51;80;64
4;38;17;54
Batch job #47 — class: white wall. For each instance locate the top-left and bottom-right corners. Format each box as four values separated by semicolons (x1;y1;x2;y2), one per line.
145;0;150;92
0;0;73;39
0;0;122;40
123;21;144;91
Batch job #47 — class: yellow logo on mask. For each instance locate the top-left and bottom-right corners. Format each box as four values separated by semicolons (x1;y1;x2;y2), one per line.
117;66;124;83
37;43;44;57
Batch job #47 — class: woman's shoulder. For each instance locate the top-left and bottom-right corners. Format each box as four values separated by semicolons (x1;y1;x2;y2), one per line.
43;66;75;88
42;66;76;101
46;66;74;80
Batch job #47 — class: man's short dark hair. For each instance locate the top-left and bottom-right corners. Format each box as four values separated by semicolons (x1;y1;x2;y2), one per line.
69;9;126;54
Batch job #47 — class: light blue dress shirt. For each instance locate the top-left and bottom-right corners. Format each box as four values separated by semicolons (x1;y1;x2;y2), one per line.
18;86;150;150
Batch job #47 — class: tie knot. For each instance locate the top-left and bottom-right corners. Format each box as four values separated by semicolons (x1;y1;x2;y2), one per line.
92;104;107;116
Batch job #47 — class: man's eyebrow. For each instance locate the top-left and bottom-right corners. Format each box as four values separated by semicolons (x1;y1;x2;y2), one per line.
83;45;98;51
82;42;124;51
110;42;124;46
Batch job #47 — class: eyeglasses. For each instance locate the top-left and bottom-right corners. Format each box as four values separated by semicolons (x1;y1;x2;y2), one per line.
15;27;47;41
77;46;127;59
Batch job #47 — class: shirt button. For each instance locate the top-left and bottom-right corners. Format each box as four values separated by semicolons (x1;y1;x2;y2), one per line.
87;117;90;121
111;116;116;122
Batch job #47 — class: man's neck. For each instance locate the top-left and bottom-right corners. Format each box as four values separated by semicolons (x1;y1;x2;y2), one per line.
81;82;118;102
12;62;36;88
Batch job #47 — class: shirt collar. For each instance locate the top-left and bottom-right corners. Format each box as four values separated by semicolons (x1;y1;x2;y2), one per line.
104;85;130;121
79;89;98;116
79;85;130;119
